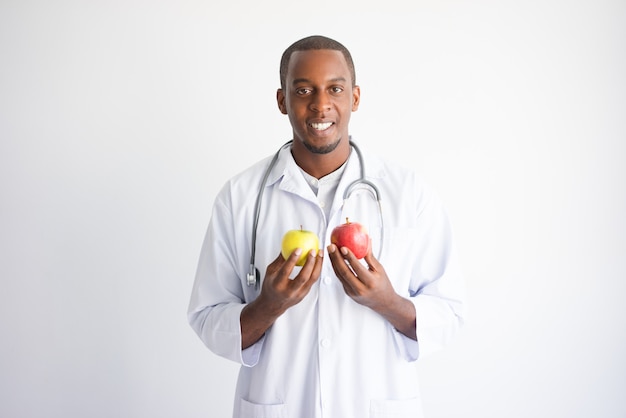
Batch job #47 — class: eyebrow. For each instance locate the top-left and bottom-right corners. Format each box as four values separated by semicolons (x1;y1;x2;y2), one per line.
291;77;348;85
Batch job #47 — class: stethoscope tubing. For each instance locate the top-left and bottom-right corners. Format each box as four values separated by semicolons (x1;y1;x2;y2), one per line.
247;139;382;288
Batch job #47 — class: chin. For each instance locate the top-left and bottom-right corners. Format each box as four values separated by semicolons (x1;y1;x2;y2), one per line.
302;136;342;155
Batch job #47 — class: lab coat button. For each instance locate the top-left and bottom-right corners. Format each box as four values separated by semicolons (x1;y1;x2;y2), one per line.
320;338;331;348
323;276;331;285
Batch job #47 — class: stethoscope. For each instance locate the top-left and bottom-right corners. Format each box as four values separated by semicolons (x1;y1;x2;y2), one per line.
247;139;383;288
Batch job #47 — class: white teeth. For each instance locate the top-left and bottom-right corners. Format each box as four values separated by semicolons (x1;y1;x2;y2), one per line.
310;122;333;131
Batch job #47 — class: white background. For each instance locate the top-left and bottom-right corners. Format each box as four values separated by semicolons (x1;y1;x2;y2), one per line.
1;1;625;417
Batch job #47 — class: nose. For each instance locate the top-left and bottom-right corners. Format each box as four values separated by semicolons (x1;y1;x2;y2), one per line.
309;91;331;112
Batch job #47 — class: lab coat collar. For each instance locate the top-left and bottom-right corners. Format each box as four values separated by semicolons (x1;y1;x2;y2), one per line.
264;140;385;199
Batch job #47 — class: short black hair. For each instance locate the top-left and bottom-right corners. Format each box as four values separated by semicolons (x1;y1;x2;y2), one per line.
279;35;356;90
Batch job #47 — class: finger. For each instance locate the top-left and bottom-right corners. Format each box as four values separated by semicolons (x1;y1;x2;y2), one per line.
264;252;287;281
294;249;323;290
337;246;372;285
310;249;324;282
276;248;301;280
327;244;359;293
293;248;317;280
326;244;346;273
362;238;381;272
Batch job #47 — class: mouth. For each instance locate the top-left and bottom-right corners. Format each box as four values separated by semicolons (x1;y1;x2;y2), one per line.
309;121;334;131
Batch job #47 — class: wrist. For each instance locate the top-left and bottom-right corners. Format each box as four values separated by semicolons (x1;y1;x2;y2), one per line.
248;293;287;322
373;293;417;340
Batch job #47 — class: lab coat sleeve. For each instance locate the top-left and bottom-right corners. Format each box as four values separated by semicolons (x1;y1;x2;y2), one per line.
187;192;265;367
410;185;466;359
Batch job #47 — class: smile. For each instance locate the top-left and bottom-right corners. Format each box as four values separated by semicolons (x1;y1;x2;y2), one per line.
309;122;334;131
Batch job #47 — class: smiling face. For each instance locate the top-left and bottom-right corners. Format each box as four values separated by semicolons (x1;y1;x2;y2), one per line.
277;49;360;161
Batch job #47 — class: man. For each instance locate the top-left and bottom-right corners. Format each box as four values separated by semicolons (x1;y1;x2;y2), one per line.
188;35;465;418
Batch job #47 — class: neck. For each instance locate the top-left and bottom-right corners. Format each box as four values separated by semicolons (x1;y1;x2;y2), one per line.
290;137;351;179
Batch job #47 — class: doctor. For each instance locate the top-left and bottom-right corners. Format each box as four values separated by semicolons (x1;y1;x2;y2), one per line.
188;35;465;418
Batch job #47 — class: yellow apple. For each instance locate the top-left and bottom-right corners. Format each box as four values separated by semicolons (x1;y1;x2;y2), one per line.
281;226;320;266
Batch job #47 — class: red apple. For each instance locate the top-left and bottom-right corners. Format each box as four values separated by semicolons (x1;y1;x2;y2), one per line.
330;218;370;259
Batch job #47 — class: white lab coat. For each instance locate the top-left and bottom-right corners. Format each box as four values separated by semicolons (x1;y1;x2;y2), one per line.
188;141;465;418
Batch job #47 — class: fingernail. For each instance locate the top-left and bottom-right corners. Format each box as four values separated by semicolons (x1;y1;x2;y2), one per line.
340;247;348;255
294;248;302;256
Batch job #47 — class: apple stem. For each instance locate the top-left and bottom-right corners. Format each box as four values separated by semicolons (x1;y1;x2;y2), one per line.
346;217;350;224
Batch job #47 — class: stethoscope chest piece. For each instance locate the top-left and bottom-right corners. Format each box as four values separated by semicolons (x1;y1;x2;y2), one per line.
247;266;260;289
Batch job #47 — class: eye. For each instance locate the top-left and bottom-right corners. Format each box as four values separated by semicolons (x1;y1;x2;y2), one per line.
330;86;344;94
296;87;312;95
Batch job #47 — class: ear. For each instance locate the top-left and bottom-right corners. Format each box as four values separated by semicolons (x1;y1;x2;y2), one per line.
351;85;361;111
276;89;288;114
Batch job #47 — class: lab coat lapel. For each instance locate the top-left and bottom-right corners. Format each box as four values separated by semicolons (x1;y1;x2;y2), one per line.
269;146;317;203
329;150;362;221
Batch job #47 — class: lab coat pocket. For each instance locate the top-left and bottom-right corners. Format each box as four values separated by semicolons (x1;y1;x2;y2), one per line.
239;398;288;418
370;397;423;418
380;227;419;279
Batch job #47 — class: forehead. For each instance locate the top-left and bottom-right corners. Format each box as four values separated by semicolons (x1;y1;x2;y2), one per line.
286;49;351;84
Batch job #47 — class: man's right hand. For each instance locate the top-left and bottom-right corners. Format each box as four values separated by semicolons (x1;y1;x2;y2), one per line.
240;248;323;349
